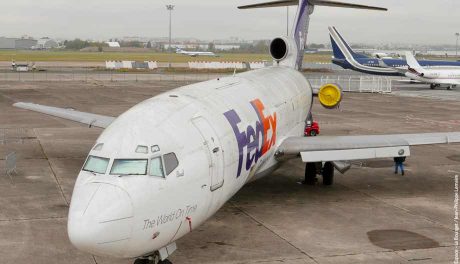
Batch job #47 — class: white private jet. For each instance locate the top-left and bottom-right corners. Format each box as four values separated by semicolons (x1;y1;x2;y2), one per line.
176;48;217;57
404;51;460;90
12;1;460;264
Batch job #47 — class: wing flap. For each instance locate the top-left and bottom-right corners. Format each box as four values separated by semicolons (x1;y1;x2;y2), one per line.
277;132;460;162
13;102;115;129
301;146;410;162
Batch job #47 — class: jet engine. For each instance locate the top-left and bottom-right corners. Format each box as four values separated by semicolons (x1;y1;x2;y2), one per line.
269;37;296;62
318;83;343;109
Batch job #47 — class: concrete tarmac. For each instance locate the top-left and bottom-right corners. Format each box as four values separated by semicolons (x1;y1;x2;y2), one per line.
0;80;459;264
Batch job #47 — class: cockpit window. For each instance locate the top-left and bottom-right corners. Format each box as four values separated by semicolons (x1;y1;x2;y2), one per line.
110;159;148;175
164;153;179;175
83;155;109;174
93;143;104;151
149;157;165;177
136;145;148;154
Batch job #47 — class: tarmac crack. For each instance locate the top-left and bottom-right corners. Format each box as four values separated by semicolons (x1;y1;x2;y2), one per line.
229;201;320;264
35;129;70;206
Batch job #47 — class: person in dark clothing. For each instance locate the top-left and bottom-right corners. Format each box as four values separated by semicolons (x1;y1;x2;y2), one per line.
394;156;406;175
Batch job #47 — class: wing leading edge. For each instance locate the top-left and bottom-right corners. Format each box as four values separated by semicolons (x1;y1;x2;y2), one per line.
276;133;460;162
13;102;115;129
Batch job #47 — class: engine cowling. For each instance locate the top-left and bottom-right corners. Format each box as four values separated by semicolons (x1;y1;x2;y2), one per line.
318;83;343;109
269;37;296;62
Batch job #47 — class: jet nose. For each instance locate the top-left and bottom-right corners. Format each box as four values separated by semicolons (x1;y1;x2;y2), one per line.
67;182;134;258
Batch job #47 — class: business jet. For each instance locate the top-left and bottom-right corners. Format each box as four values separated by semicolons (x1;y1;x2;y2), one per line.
329;26;460;76
390;52;460;90
12;1;460;264
176;48;217;57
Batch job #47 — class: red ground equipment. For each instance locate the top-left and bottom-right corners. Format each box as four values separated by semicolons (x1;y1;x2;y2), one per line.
305;121;320;137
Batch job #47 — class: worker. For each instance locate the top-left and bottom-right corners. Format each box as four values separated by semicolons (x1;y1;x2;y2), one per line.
393;156;406;175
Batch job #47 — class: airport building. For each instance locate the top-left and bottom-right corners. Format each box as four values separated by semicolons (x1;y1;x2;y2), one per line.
33;37;59;49
0;37;37;49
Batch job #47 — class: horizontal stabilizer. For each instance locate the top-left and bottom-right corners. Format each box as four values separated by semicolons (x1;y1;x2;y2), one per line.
239;0;387;11
311;0;387;11
238;0;296;9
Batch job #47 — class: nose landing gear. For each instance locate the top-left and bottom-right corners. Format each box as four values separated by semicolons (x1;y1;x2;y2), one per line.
134;242;177;264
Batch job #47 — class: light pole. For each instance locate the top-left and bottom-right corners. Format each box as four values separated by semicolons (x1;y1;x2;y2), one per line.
166;5;175;68
286;7;289;36
456;32;459;58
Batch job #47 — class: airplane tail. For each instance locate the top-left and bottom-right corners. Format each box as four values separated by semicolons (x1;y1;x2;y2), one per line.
329;26;369;61
239;0;386;70
405;51;423;70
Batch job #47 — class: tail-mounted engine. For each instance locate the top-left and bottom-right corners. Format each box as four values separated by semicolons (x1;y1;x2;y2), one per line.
270;37;297;63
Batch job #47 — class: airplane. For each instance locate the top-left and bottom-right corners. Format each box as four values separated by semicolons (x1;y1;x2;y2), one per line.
176;48;217;57
329;26;460;76
11;1;460;264
380;51;460;90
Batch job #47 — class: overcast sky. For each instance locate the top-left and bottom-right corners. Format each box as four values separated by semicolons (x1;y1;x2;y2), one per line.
1;0;459;45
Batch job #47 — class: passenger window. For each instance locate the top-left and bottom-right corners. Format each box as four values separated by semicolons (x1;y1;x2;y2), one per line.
164;153;179;175
150;157;165;177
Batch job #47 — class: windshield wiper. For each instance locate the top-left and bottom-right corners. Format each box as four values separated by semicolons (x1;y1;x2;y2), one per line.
83;169;98;176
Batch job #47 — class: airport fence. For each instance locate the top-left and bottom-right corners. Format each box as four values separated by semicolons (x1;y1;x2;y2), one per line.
308;76;394;93
0;71;399;94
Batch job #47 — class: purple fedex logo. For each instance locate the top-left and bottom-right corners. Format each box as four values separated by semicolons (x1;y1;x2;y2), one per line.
224;99;277;178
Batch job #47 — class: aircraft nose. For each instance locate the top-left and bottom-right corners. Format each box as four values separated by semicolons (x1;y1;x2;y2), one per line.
67;182;134;258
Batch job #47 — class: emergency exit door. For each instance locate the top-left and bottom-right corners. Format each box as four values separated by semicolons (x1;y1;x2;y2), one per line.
192;117;224;191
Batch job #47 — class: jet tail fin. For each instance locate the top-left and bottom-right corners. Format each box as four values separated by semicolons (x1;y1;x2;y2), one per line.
405;52;423;70
329;26;369;60
239;1;386;70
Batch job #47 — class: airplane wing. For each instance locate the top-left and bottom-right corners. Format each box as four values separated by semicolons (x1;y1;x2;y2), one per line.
276;133;460;162
377;59;408;74
13;102;115;129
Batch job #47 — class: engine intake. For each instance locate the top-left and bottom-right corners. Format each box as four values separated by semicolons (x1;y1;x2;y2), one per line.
270;37;289;61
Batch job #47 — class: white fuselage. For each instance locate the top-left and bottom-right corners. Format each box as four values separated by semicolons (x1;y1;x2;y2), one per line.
406;68;460;86
177;50;217;57
67;66;312;258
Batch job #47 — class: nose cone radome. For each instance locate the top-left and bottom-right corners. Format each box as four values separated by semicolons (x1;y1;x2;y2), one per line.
67;182;134;258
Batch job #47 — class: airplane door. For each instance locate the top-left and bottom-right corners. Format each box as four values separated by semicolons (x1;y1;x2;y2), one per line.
192;117;224;192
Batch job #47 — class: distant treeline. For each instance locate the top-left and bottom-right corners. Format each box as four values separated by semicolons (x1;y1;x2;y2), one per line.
64;39;148;51
63;38;327;53
63;39;107;51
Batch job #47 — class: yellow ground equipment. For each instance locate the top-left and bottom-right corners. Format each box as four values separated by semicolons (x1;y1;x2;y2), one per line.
318;83;342;109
